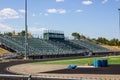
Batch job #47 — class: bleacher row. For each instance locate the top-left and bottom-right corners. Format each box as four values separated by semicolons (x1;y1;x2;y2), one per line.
0;36;110;56
71;40;109;53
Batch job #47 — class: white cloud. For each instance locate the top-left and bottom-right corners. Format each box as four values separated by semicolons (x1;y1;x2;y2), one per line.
0;17;3;21
28;27;48;37
0;8;20;19
47;8;66;14
0;23;48;35
28;27;48;33
58;9;66;14
47;8;57;13
76;9;83;13
0;23;48;36
102;0;108;4
19;9;25;13
0;23;14;31
56;0;64;2
82;0;93;5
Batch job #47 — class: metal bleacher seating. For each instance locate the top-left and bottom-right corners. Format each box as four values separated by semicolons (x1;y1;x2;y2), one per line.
71;39;110;53
0;36;111;57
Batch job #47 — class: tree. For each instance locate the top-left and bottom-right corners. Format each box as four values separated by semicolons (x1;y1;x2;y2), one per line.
4;32;13;36
97;37;109;44
28;33;32;38
110;38;120;46
90;38;97;43
80;34;86;39
0;33;3;36
72;32;80;39
18;30;25;36
17;30;32;38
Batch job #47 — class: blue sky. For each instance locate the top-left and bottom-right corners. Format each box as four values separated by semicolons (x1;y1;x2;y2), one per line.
0;0;120;39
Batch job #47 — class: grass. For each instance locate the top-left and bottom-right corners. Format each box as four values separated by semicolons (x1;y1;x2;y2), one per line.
0;48;9;55
31;55;120;65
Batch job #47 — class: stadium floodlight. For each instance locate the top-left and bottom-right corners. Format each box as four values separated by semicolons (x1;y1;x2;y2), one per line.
118;9;120;40
25;0;29;59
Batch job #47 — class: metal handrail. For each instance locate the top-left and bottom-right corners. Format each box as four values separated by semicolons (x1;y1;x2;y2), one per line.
0;74;81;80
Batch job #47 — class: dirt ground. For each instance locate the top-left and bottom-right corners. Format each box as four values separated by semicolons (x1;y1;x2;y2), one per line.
8;64;120;79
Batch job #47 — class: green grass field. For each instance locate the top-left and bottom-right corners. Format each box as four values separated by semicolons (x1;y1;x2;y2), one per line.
31;55;120;65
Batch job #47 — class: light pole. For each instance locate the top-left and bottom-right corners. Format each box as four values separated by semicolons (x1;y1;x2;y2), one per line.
25;0;29;59
119;9;120;38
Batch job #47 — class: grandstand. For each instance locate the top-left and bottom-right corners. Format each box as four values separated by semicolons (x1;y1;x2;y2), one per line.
0;30;112;59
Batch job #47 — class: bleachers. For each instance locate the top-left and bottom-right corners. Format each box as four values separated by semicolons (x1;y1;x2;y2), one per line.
71;39;110;53
0;36;25;52
47;39;87;53
28;38;61;55
0;36;111;57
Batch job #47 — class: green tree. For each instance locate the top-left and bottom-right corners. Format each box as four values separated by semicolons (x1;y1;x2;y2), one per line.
97;37;109;44
72;32;120;46
4;32;13;36
72;32;80;39
110;38;119;46
18;30;25;36
80;34;86;39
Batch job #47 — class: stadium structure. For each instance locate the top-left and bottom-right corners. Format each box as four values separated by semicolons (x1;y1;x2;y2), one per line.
0;30;114;59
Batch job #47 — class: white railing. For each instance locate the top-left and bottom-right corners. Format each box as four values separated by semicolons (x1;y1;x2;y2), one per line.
0;74;79;80
0;74;119;80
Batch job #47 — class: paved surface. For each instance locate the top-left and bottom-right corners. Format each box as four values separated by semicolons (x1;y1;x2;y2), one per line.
0;60;31;74
0;59;120;79
43;65;120;75
0;59;50;74
9;64;120;75
8;63;120;79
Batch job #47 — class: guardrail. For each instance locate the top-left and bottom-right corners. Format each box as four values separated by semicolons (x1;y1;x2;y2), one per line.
0;74;82;80
0;74;120;80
